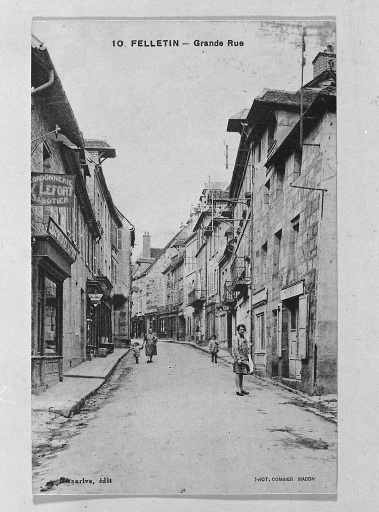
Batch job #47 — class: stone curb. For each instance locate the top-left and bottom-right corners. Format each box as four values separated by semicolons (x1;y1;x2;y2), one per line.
47;349;130;418
164;340;337;424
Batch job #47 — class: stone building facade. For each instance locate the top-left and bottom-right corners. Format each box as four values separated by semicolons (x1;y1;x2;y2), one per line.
226;47;337;394
31;36;134;393
128;45;337;396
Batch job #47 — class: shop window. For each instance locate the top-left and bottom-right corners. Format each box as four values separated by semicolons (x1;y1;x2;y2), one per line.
43;276;60;355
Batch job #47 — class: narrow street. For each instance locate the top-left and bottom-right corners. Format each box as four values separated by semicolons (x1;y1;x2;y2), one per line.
33;342;337;495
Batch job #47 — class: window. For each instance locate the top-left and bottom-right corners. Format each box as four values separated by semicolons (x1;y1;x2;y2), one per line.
67;197;73;235
264;179;271;205
273;229;282;273
84;222;88;263
111;259;117;284
256;140;261;163
293;147;302;179
74;197;79;245
290;215;300;262
197;230;202;251
292;214;300;234
117;228;123;250
256;313;265;351
87;231;93;269
275;161;285;197
261;242;268;281
43;276;60;355
80;214;85;255
92;239;97;272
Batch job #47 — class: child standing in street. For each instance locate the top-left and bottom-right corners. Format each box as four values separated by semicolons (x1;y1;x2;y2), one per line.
208;335;220;363
132;341;141;364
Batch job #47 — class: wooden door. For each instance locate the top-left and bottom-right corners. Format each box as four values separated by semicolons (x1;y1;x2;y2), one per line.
288;299;301;379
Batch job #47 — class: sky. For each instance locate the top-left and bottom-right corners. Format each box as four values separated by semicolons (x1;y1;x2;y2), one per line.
32;19;335;257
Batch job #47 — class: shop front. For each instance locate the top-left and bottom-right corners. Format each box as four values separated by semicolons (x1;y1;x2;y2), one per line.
145;311;158;334
157;305;179;339
131;315;145;339
87;275;113;355
31;218;76;393
177;311;186;341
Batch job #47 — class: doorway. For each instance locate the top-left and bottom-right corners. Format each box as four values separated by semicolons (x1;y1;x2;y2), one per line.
287;297;301;379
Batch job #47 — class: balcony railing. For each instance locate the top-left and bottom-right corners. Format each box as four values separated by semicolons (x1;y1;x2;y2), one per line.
231;257;249;292
187;288;206;307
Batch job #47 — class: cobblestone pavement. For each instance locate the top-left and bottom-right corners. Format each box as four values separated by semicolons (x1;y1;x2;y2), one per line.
33;342;337;495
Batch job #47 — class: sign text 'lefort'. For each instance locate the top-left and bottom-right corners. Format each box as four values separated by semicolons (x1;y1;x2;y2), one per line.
31;173;75;207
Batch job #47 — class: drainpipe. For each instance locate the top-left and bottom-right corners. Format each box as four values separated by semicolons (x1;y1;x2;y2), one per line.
31;69;54;95
249;151;255;367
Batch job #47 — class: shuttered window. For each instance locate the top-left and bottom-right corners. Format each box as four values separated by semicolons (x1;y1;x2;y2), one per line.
117;228;122;250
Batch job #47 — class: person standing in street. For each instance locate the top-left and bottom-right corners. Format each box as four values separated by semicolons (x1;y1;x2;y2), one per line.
232;324;250;396
132;341;141;364
195;325;201;345
208;334;220;363
143;327;158;363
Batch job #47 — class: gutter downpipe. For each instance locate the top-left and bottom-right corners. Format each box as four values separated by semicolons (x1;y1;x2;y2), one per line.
31;69;54;95
249;149;255;368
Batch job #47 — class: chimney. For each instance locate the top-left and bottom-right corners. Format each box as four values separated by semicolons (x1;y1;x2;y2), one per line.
312;45;336;78
142;232;151;258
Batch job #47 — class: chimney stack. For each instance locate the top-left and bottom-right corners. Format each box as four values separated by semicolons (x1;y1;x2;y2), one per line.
142;232;151;258
312;45;336;78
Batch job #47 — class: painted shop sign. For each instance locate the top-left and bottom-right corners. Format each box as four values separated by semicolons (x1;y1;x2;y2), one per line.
31;173;75;207
280;280;304;301
47;218;77;261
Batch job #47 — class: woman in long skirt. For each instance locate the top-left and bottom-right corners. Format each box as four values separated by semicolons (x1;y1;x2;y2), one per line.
232;324;250;396
143;327;158;363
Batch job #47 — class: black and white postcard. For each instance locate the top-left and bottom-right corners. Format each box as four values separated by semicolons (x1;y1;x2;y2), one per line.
29;17;339;497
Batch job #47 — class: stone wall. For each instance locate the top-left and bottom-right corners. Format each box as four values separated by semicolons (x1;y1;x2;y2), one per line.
250;111;336;393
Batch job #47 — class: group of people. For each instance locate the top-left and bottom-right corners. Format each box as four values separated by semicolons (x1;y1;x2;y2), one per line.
131;323;254;397
132;328;158;364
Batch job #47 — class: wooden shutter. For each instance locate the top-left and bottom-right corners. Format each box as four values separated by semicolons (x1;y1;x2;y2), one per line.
298;294;308;359
117;228;122;250
277;302;282;356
